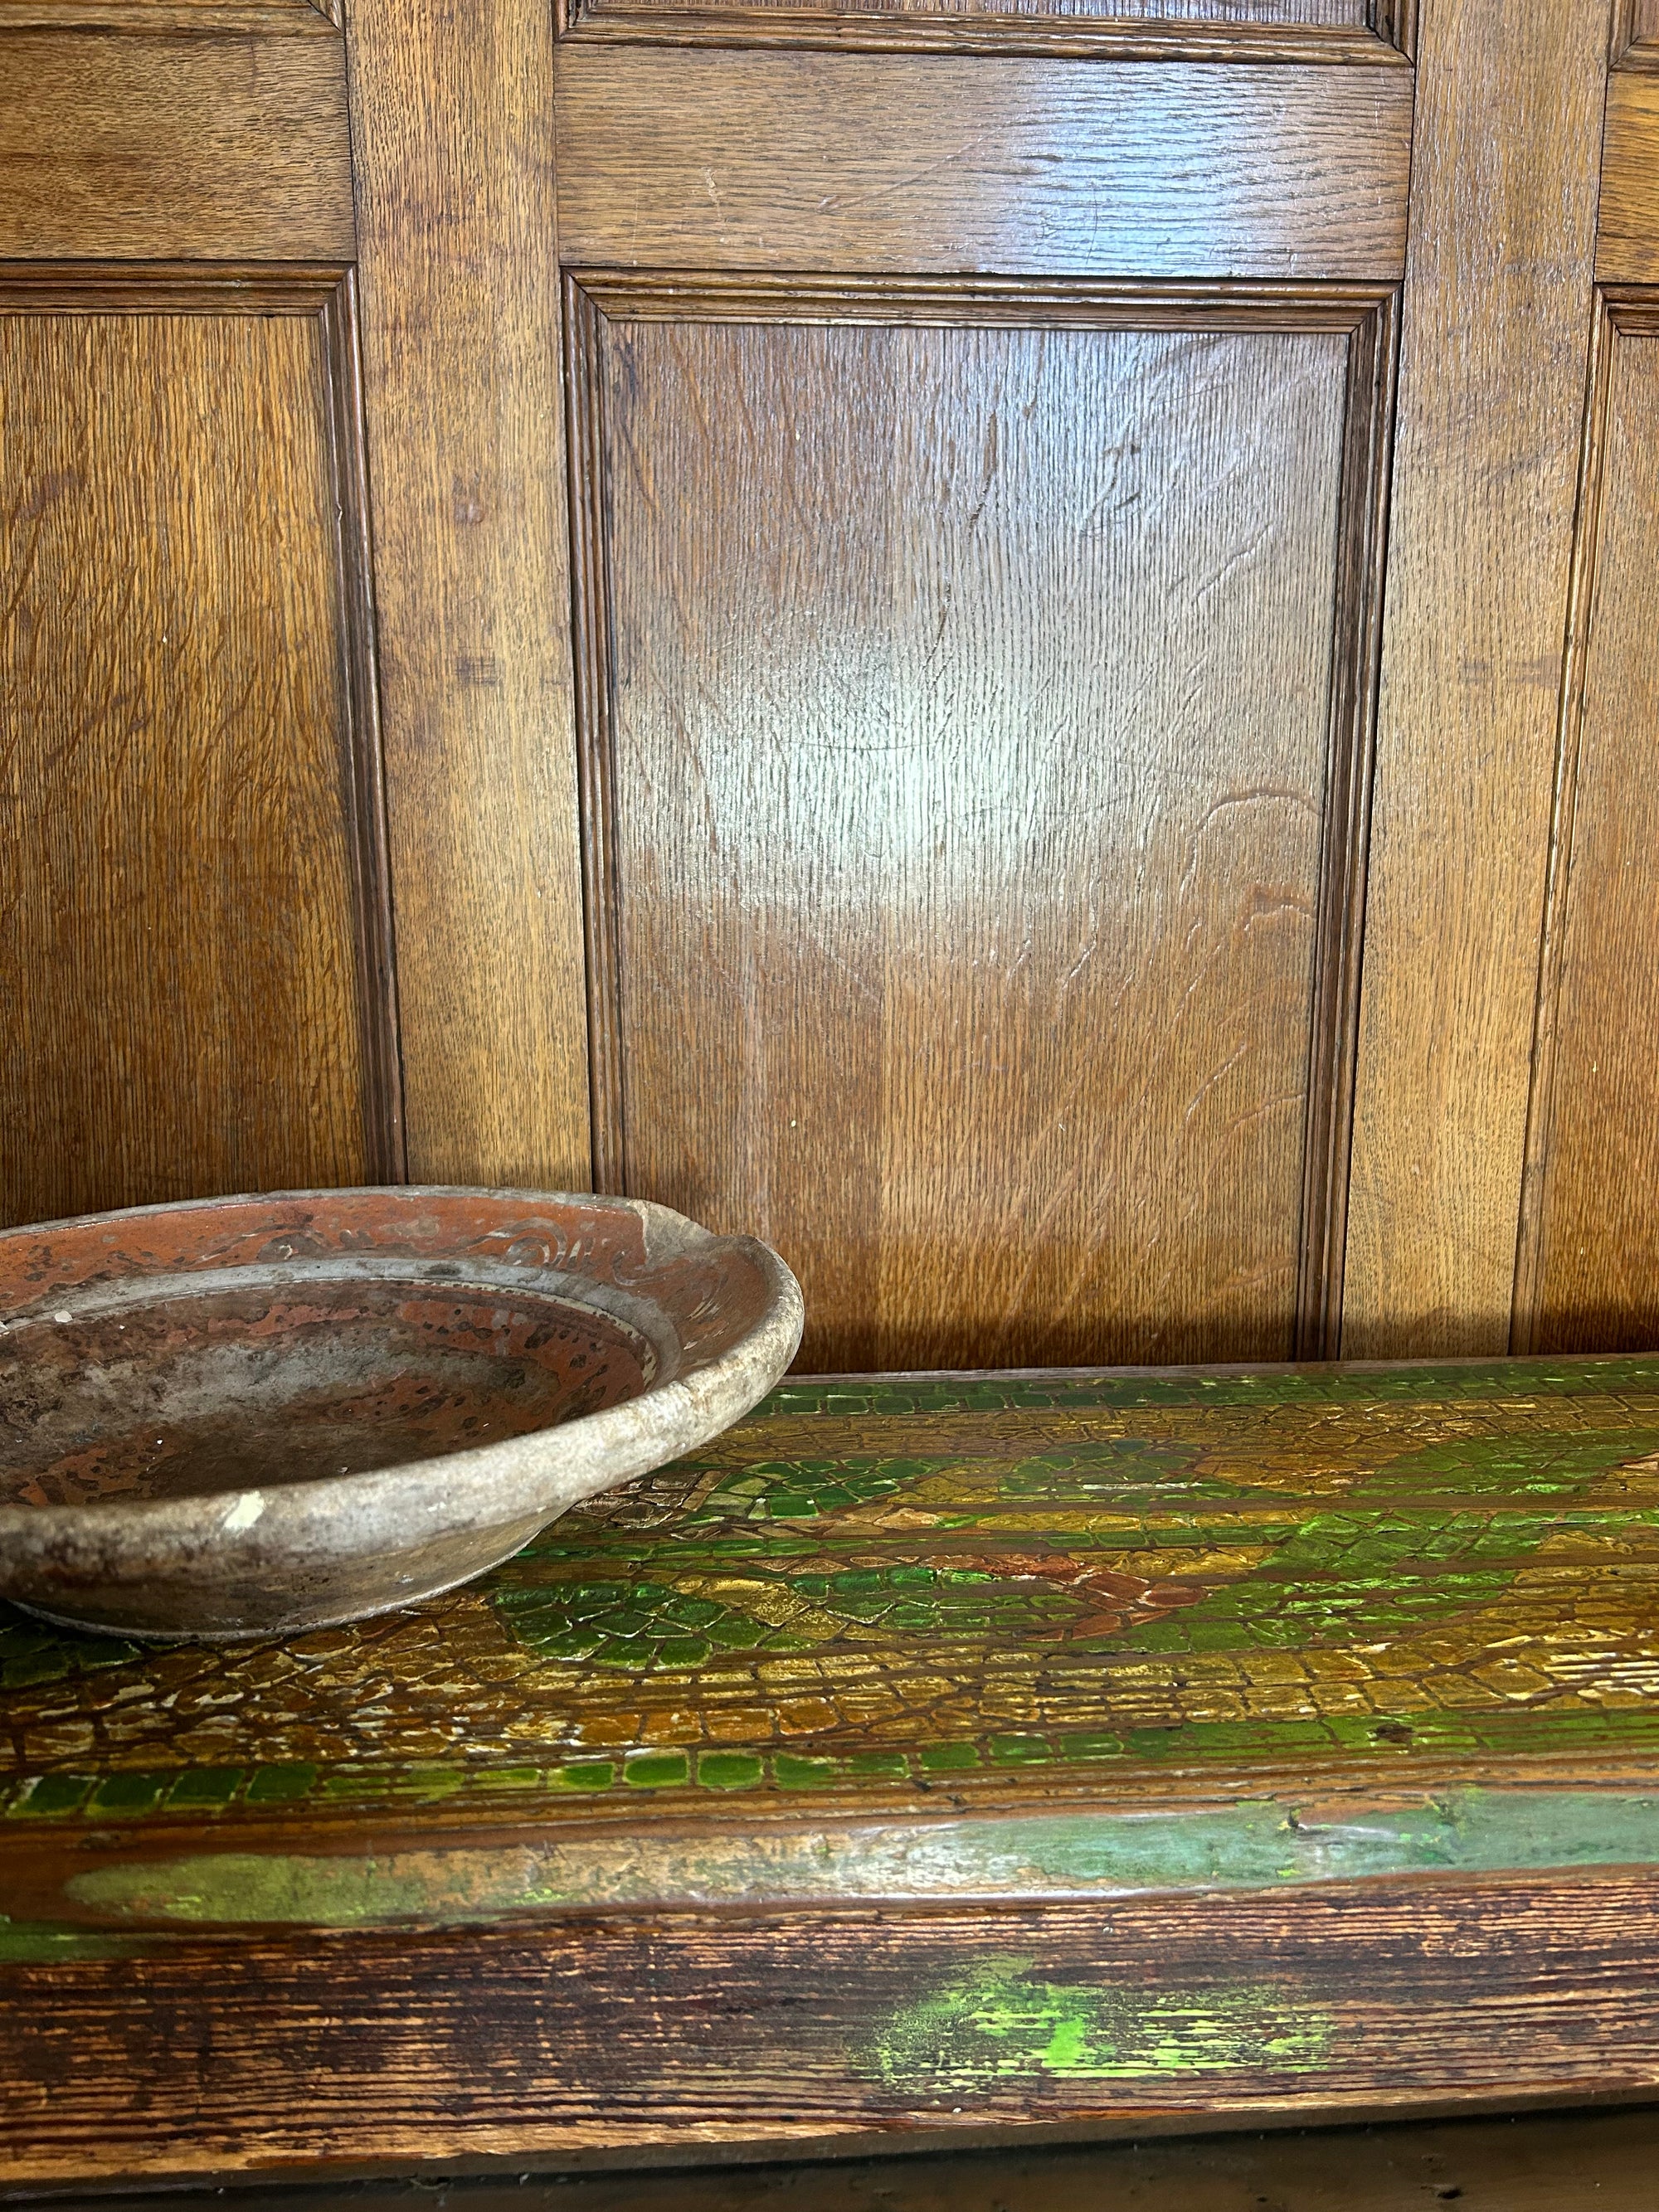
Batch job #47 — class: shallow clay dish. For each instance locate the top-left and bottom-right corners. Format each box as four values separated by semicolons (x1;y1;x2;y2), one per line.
0;1188;802;1642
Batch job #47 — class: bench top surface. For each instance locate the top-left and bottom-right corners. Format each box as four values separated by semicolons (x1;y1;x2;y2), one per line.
7;1353;1659;1921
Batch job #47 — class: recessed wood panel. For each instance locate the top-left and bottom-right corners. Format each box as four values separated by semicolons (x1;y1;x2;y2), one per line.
0;309;377;1228
1520;328;1659;1353
554;52;1413;281
581;310;1357;1371
0;31;354;260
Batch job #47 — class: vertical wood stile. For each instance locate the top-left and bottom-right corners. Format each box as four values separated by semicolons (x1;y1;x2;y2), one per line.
342;0;591;1191
1340;0;1612;1357
1508;291;1617;1354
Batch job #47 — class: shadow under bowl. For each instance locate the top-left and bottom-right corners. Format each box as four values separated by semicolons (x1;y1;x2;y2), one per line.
0;1187;802;1641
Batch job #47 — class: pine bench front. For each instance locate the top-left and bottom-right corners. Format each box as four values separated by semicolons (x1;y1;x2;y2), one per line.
7;1357;1659;2187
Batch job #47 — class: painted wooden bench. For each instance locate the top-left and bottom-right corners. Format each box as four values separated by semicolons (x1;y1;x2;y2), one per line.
7;1355;1659;2188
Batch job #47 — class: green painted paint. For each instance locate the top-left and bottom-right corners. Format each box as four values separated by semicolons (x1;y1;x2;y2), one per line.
13;1705;1659;1831
0;1614;138;1690
920;1743;981;1773
244;1764;318;1806
773;1753;836;1788
7;1774;95;1817
624;1751;689;1788
866;1959;1332;2090
698;1751;765;1790
0;1915;161;1964
163;1767;246;1809
56;1789;1659;1929
549;1760;615;1791
757;1360;1659;1417
688;1457;940;1523
17;1354;1659;1824
88;1772;171;1816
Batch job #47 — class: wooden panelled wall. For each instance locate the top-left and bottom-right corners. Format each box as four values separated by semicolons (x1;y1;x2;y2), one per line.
4;0;1659;1373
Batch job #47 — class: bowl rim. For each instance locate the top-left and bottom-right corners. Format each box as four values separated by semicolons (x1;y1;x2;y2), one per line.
0;1185;805;1571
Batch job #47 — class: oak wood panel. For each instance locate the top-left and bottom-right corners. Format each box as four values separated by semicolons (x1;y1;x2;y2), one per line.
1515;325;1659;1354
579;311;1355;1373
344;0;590;1190
1340;0;1609;1358
1598;76;1659;284
553;54;1413;281
0;32;354;262
0;308;377;1229
10;1879;1659;2182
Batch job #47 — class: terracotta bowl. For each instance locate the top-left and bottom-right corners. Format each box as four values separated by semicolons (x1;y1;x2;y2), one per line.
0;1188;802;1642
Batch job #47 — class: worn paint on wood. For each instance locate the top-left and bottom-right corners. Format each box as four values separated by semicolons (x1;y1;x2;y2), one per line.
15;1879;1659;2180
10;1359;1659;1826
12;1359;1659;2170
31;1787;1659;1931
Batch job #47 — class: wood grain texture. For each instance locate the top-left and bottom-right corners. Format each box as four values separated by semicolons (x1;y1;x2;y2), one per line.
1514;326;1659;1354
1339;0;1609;1358
1598;75;1659;284
0;0;335;31
0;32;353;261
0;308;375;1229
7;1357;1659;2176
1506;295;1621;1359
573;307;1357;1372
52;2107;1659;2212
553;53;1412;281
10;1878;1659;2182
561;11;1404;62
345;0;591;1190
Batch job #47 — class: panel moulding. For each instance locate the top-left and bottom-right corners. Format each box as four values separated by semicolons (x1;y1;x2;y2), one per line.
557;1;1411;65
0;0;337;29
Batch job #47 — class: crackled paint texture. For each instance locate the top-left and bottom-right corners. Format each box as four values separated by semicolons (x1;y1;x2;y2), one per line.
12;1359;1659;1821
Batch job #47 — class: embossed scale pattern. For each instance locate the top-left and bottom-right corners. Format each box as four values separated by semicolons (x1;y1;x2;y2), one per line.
9;1359;1659;1820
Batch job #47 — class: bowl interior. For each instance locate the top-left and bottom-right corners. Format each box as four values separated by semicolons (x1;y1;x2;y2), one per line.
1;1270;660;1509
